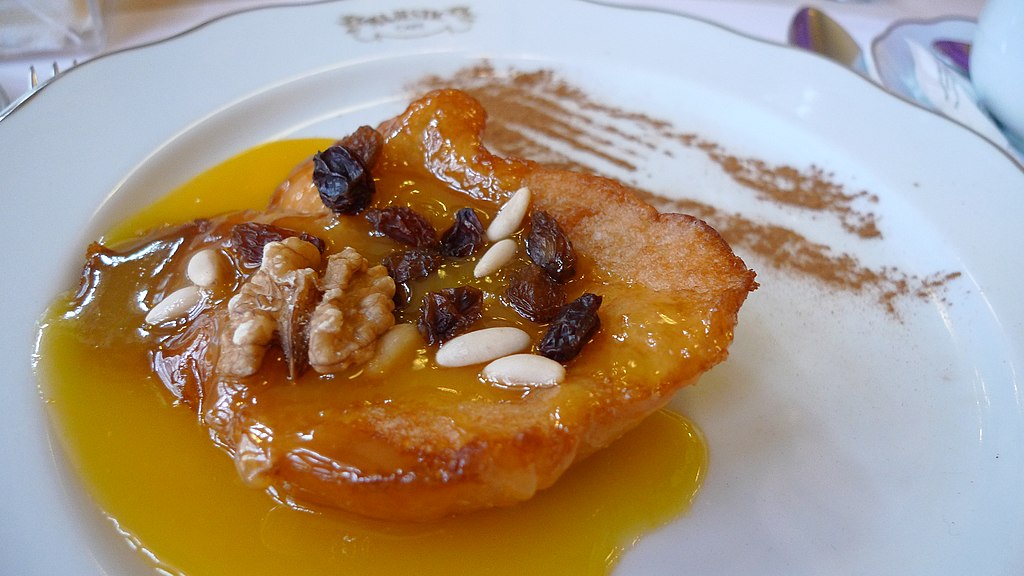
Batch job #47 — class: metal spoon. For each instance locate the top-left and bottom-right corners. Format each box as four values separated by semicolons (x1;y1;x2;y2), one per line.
788;6;867;75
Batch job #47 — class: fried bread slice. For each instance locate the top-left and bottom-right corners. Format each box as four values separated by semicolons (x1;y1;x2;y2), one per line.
162;89;756;520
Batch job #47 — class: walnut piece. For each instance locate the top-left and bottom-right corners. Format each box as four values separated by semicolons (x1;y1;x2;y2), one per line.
308;247;396;373
218;237;321;378
216;239;396;379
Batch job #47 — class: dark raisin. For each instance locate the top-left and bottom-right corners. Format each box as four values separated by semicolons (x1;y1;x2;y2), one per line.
338;125;383;168
381;247;443;284
229;222;326;269
525;210;577;283
382;247;443;307
312;144;374;214
538;293;602;362
418;286;484;345
440;208;485;257
505;264;566;323
366;206;438;247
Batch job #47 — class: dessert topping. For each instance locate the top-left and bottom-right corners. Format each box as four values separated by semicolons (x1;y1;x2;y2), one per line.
435;326;531;368
145;285;204;326
365;323;422;375
382;247;444;285
337;125;383;169
366;206;438;247
218;237;321;378
440;207;485;257
312;144;375;215
486;186;531;242
525;210;576;283
186;248;228;288
481;353;566;388
382;246;444;306
308;247;396;374
472;238;517;278
504;264;566;323
417;286;484;345
230;222;326;270
538;293;602;362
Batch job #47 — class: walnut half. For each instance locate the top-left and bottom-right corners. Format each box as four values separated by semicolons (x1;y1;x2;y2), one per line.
217;239;396;379
218;237;321;379
309;247;396;374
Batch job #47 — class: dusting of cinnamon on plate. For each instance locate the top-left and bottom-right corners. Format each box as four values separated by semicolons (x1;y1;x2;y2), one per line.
633;191;960;316
412;62;960;317
694;140;882;239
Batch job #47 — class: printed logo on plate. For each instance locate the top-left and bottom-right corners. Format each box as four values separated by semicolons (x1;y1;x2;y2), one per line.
342;6;474;42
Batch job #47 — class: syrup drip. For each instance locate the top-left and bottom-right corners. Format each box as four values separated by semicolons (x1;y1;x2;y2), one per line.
37;139;708;575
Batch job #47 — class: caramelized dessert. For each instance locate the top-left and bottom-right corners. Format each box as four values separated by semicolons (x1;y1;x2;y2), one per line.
63;89;756;522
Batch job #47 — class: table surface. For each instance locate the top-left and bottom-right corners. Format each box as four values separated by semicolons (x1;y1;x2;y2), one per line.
0;0;986;109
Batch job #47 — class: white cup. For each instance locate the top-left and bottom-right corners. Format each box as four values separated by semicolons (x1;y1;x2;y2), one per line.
971;0;1024;148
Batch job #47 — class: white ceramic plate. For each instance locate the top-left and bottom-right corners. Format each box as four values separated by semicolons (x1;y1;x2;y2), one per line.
2;1;1023;574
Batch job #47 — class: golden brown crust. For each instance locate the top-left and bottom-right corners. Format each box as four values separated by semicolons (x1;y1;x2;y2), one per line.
527;168;757;297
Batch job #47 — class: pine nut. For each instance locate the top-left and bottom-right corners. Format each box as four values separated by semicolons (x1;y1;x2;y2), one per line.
145;285;203;325
435;326;531;367
486;186;530;241
186;248;227;287
481;354;565;387
473;238;517;278
367;323;422;375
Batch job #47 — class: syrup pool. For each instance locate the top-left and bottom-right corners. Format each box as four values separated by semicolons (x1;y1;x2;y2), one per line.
35;139;707;575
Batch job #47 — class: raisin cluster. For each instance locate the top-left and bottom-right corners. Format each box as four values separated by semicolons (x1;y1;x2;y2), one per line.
367;204;487;310
315;127;602;366
506;210;601;362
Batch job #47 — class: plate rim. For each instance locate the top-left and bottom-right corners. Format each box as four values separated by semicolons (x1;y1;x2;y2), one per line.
3;1;1023;574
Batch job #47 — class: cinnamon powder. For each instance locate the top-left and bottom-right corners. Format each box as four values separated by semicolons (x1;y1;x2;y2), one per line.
411;63;959;317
